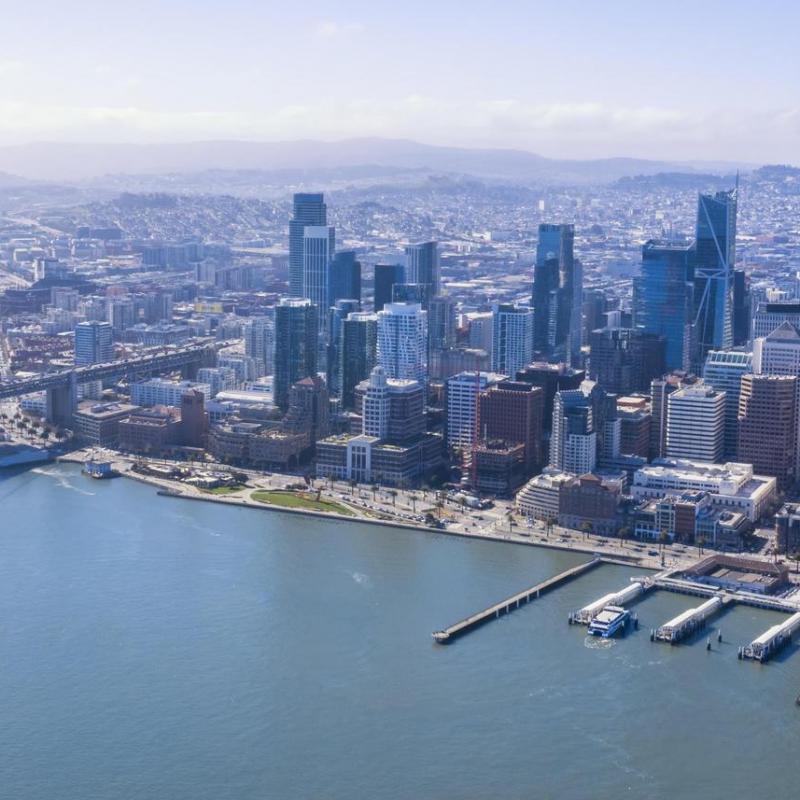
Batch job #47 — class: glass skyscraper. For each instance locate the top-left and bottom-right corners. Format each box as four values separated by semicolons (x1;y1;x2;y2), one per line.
288;193;326;297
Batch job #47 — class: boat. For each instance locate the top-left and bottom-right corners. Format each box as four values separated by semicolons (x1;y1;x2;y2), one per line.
82;458;119;480
587;605;631;638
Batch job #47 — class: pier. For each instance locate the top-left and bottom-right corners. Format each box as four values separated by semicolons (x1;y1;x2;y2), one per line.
652;596;726;643
569;581;648;625
432;558;601;643
739;612;800;662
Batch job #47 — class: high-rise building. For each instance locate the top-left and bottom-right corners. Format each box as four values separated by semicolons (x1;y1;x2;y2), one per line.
693;190;737;359
479;381;544;475
360;367;425;444
180;389;209;448
446;371;506;451
751;301;800;340
243;316;274;376
328;251;361;309
549;389;596;475
634;240;695;371
302;225;336;347
273;298;318;410
588;327;666;395
107;297;135;334
373;263;405;312
74;320;113;366
404;242;439;304
737;374;797;490
327;299;362;399
376;302;428;384
427;296;458;352
665;384;725;463
289;193;326;297
532;223;581;364
649;373;699;460
340;312;378;410
732;269;751;346
516;362;585;436
491;304;533;379
702;349;752;459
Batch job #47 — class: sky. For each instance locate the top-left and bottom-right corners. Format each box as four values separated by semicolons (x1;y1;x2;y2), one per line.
1;0;798;163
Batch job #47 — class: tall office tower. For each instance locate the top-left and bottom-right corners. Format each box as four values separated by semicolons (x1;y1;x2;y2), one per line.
392;283;431;309
243;316;274;376
427;296;458;352
532;223;581;364
479;381;545;475
362;366;391;439
302;225;336;345
74;321;113;366
583;288;612;345
340;312;378;410
634;240;695;371
376;302;428;384
107;297;135;334
327;299;362;398
52;287;80;312
180;389;209;449
665;384;726;463
273;298;319;410
693;189;737;360
549;389;596;475
360;367;426;445
491;304;534;378
516;363;586;437
732;270;751;346
753;321;800;473
466;312;494;352
373;263;405;312
737;374;797;490
288;192;326;297
649;373;699;459
328;251;361;308
404;242;439;305
446;371;506;451
702;349;753;459
751;300;800;339
588;327;666;395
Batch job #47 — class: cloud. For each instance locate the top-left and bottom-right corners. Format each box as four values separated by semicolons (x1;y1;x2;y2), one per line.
0;60;24;77
313;20;365;39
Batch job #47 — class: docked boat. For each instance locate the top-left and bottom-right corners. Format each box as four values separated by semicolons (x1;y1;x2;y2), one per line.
587;605;631;638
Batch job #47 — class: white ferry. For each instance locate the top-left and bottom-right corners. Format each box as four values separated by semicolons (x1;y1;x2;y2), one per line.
587;605;631;638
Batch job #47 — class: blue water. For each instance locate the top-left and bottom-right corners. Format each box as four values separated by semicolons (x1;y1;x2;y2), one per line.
0;463;797;799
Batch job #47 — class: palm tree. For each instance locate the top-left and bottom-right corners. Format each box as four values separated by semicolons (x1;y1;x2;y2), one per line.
388;489;398;507
579;521;593;540
618;526;632;548
434;493;444;520
696;535;706;556
371;484;378;502
546;516;556;538
658;530;670;554
409;494;418;514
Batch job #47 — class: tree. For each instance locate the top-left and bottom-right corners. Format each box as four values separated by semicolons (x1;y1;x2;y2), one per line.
546;517;556;538
579;521;593;540
618;526;632;548
349;479;357;495
658;530;670;554
409;494;418;513
697;535;706;556
388;489;398;507
371;484;378;502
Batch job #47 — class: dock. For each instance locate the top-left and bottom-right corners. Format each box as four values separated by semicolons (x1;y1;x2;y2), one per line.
432;558;601;643
652;596;726;643
739;612;800;662
569;580;648;625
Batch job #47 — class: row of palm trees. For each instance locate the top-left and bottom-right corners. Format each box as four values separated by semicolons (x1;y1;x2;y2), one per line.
0;410;67;443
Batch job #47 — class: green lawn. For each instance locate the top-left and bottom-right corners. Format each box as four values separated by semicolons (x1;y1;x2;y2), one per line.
251;490;355;516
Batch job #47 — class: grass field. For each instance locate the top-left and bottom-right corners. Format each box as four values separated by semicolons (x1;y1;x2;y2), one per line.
203;484;246;495
251;490;355;516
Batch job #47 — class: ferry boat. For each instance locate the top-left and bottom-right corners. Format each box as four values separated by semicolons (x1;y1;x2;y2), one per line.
587;605;631;638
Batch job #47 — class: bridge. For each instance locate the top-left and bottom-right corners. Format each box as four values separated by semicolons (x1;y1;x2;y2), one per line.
0;341;219;425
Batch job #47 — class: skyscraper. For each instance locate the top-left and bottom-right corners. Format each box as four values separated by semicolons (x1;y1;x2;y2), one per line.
737;374;797;490
445;371;506;451
373;263;405;312
532;223;581;364
665;384;725;463
693;189;737;359
243;315;274;377
302;225;336;351
549;389;596;475
634;240;695;371
327;299;362;399
288;193;326;297
340;312;378;410
74;320;113;366
404;242;439;305
427;296;458;352
491;303;533;378
702;349;752;459
328;251;361;309
273;298;318;410
588;327;666;395
376;302;428;384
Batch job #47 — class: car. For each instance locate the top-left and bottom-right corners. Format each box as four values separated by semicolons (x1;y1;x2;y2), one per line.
648;550;659;556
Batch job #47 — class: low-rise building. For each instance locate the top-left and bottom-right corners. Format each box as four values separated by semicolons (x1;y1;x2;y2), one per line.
558;473;621;536
515;469;573;521
72;401;140;446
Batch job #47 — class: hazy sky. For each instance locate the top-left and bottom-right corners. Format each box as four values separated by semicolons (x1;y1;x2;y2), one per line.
1;0;798;162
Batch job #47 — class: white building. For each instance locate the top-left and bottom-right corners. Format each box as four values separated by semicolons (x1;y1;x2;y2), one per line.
515;469;573;521
751;301;800;340
130;378;211;408
491;303;533;379
243;316;274;376
74;320;113;366
376;302;428;384
665;383;725;463
446;371;506;450
631;458;776;522
362;366;391;439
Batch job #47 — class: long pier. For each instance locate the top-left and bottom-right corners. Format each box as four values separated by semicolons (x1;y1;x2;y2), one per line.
739;612;800;662
432;558;601;643
652;596;726;643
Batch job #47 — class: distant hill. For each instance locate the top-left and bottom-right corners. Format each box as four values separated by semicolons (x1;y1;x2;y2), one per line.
0;138;756;184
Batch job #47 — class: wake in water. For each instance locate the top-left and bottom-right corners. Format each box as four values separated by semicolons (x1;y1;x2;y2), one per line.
32;466;95;496
349;571;371;587
583;636;615;651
